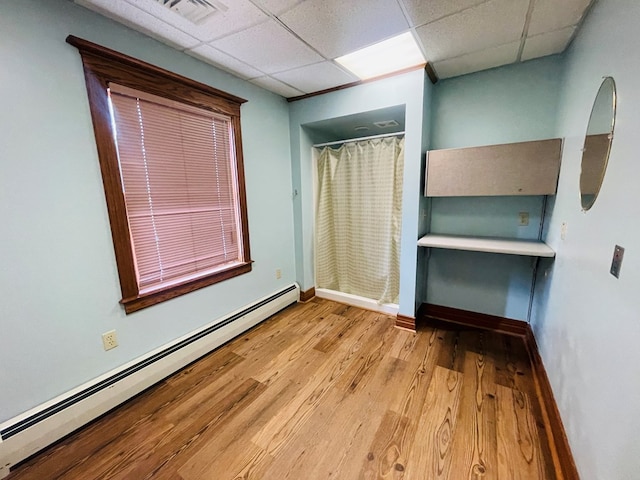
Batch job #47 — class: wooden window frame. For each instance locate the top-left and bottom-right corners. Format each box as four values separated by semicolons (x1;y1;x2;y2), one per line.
67;36;252;313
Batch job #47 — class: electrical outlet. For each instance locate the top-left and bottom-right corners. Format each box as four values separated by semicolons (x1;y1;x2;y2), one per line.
275;268;282;279
561;222;567;240
102;330;118;351
518;212;529;226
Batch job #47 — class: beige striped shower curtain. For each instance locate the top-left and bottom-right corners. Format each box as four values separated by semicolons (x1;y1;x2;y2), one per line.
315;136;404;305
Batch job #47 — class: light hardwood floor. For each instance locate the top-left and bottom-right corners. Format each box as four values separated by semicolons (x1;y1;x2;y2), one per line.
7;298;557;479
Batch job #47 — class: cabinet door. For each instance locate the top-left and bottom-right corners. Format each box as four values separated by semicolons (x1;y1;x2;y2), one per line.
425;138;562;197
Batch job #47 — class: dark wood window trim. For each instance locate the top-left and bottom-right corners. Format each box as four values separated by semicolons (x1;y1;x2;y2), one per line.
67;35;252;313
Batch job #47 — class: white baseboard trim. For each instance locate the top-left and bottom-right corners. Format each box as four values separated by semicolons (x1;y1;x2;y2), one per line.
315;288;399;316
0;284;298;478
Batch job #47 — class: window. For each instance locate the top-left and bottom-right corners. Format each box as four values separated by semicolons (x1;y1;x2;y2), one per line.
68;36;252;313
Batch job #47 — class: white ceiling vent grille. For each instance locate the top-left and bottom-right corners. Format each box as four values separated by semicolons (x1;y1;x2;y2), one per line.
373;120;400;128
156;0;228;24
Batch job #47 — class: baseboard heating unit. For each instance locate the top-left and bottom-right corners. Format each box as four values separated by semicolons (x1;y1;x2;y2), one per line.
0;284;299;478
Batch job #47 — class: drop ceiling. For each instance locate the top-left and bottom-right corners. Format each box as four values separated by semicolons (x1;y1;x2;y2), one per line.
74;0;595;99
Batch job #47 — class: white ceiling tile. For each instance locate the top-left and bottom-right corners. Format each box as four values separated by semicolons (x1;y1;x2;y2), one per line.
124;0;268;42
77;0;594;88
75;0;200;49
522;27;576;61
186;44;264;79
401;0;489;28
433;41;520;78
528;0;592;36
211;20;323;74
279;0;409;59
250;0;307;16
273;62;358;93
416;0;529;62
250;76;305;98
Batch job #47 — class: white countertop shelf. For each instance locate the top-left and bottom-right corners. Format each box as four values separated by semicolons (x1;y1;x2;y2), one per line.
417;234;555;258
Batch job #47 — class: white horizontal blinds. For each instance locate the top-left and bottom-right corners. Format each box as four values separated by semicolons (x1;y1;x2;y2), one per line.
108;83;241;292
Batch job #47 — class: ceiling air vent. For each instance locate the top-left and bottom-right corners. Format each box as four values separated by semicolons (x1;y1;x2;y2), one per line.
373;120;399;128
156;0;227;24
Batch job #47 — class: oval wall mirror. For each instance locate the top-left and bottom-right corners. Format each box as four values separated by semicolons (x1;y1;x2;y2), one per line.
580;76;617;211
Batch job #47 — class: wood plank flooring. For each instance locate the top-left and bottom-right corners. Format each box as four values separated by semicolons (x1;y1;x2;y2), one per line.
7;298;557;479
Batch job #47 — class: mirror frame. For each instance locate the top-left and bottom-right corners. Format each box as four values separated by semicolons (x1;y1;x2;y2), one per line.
580;76;617;211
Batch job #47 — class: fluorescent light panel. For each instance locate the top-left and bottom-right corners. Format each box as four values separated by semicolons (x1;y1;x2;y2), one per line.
335;32;425;80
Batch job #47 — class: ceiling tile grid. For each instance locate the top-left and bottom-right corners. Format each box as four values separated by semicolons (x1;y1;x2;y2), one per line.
185;44;264;79
400;0;489;29
522;26;577;62
433;41;520;79
273;61;359;94
250;0;307;16
527;0;593;36
75;0;200;50
250;75;305;98
278;0;409;59
74;0;595;98
415;0;530;62
210;19;324;75
124;0;268;43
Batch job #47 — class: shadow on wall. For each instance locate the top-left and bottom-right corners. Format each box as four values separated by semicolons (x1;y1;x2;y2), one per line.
426;248;534;320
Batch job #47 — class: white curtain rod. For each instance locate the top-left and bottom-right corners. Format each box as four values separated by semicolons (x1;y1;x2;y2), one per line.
313;131;405;148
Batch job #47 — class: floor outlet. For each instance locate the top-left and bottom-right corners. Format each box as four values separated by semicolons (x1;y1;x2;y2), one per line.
102;330;118;351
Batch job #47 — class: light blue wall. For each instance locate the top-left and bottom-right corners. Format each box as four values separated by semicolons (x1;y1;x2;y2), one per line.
426;56;564;320
415;75;434;307
4;3;636;476
0;0;295;423
532;0;640;478
288;70;428;316
430;55;564;149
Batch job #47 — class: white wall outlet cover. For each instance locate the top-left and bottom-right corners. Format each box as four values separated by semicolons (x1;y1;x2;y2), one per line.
518;211;529;226
102;330;118;351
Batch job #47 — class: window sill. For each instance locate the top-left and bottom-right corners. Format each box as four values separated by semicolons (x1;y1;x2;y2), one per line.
121;261;252;314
